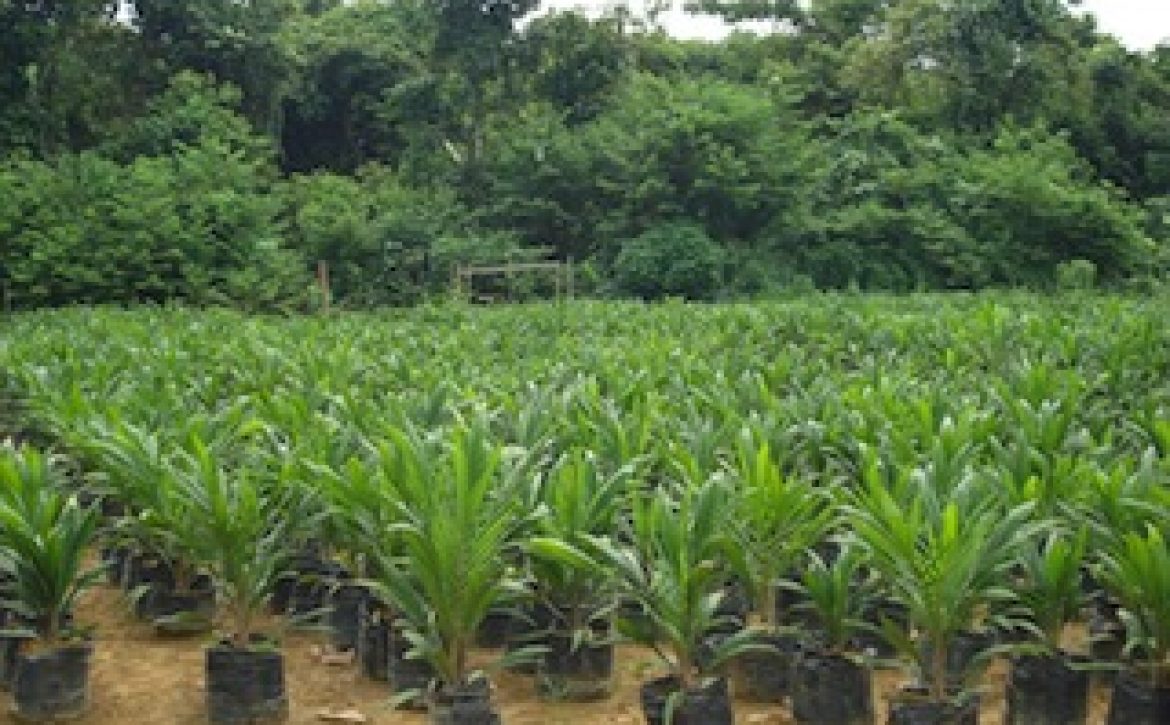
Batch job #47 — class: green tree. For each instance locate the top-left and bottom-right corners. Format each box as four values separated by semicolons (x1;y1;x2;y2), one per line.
951;126;1155;285
283;166;470;305
784;112;1153;289
613;222;726;300
101;72;271;163
0;142;302;311
1069;42;1170;200
843;0;1090;134
430;0;540;195
278;0;436;173
787;111;981;289
686;0;886;44
0;1;146;155
517;11;630;124
130;0;304;138
481;73;815;265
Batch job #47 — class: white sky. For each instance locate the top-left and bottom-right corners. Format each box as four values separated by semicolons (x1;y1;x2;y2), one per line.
536;1;1169;50
1078;0;1168;50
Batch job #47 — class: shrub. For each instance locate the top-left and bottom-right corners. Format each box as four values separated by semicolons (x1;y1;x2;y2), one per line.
1055;259;1098;290
0;144;304;311
612;222;725;301
282;167;472;307
952;128;1153;286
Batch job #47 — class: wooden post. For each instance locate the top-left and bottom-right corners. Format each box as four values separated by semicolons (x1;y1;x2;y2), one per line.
505;255;514;302
567;258;575;300
316;260;331;313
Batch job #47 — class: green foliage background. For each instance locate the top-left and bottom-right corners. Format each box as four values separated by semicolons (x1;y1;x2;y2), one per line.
1;0;1168;308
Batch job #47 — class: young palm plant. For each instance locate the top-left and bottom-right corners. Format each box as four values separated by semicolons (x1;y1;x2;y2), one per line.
1003;528;1092;725
788;545;876;725
174;436;320;724
844;472;1041;723
314;450;402;656
525;450;631;700
625;475;765;725
116;461;216;632
320;428;443;692
536;474;762;725
1098;524;1170;724
0;448;103;721
724;437;832;702
80;420;168;584
369;425;542;723
1068;458;1162;665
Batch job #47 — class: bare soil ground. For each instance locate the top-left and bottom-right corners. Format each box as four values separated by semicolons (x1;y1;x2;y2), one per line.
0;583;1111;724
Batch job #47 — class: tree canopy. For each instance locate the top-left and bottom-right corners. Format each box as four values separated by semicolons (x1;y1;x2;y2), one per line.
0;0;1167;308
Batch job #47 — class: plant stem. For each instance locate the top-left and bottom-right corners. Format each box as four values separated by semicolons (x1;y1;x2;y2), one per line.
45;610;59;648
455;636;467;688
677;646;693;692
568;601;581;634
174;559;192;593
761;581;777;630
931;637;947;702
234;601;250;648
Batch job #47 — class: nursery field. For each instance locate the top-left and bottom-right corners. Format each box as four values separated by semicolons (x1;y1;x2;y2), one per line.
0;294;1169;724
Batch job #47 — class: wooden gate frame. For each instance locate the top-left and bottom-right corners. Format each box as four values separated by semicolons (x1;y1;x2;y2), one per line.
453;259;574;303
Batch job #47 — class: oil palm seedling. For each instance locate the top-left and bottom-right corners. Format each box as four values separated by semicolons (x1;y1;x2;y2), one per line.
118;465;217;633
988;439;1095;522
78;420;168;582
844;471;1042;724
1125;401;1170;459
258;414;369;635
314;448;402;679
318;427;446;683
369;425;543;723
568;390;658;478
788;544;876;725
1097;524;1170;724
174;436;321;724
1004;528;1092;725
535;474;763;725
315;453;397;656
86;423;221;630
723;436;832;702
82;417;243;609
625;476;766;725
524;450;631;700
0;448;103;721
1074;455;1163;550
1069;457;1164;665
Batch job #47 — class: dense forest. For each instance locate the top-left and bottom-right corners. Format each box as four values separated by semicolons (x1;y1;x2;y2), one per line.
1;0;1168;309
